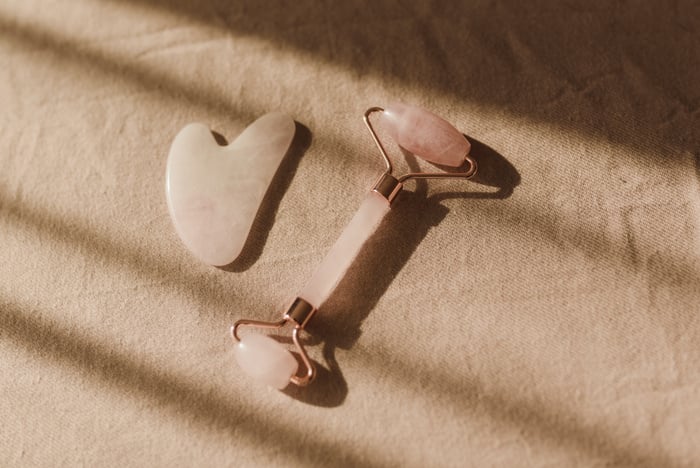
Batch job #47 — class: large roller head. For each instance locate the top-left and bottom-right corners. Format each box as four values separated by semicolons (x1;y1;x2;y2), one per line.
379;102;471;167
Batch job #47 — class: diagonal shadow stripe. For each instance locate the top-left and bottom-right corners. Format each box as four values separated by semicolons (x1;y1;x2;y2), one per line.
0;11;366;178
0;299;387;467
0;14;254;123
104;0;700;158
0;189;240;314
351;343;683;468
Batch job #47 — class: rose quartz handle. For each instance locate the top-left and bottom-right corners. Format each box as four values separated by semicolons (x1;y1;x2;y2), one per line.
299;191;390;309
380;102;470;167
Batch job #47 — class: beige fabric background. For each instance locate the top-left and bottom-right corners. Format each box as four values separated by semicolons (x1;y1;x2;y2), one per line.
1;1;699;466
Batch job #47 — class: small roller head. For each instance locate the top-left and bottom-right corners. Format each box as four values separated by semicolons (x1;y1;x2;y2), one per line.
233;333;298;389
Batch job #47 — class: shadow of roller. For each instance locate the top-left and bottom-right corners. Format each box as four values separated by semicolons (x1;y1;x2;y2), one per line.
286;137;520;406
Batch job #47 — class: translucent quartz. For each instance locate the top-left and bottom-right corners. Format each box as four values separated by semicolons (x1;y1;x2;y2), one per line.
299;191;390;309
380;102;470;167
166;113;295;266
233;333;298;389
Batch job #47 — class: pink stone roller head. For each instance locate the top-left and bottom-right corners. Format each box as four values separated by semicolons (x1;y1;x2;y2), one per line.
232;104;477;389
380;102;471;167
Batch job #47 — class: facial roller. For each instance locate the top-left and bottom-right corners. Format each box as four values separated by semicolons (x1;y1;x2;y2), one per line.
231;103;478;389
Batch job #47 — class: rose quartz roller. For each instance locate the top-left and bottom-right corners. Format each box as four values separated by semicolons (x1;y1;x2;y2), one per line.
231;103;477;389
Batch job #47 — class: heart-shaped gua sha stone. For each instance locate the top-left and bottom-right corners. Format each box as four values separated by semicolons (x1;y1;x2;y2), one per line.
166;112;295;266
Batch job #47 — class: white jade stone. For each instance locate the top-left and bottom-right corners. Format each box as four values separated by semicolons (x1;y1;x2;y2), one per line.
233;333;298;389
166;113;295;266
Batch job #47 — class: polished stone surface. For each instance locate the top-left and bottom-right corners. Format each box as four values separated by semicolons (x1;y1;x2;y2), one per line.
380;102;470;167
300;191;390;309
166;113;295;265
234;333;298;389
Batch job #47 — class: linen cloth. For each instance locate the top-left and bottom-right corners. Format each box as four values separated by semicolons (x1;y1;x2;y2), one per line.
1;1;699;466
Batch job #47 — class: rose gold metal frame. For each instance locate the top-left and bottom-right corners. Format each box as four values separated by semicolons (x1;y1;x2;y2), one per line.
231;298;317;386
363;107;478;204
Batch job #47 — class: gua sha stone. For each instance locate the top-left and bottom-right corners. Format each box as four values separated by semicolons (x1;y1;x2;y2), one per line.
231;104;477;389
166;113;295;266
379;102;470;167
